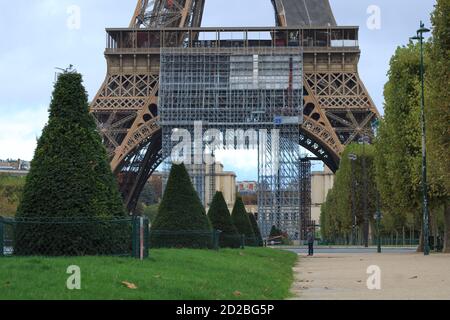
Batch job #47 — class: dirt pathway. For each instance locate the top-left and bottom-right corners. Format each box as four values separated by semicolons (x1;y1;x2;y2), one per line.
290;252;450;300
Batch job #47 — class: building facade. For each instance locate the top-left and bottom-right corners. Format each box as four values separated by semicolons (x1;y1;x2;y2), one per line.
204;162;237;212
311;166;335;224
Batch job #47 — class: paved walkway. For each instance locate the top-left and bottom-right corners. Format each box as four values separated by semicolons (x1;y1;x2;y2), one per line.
290;252;450;300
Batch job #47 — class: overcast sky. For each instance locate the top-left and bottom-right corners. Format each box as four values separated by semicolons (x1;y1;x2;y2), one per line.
0;0;436;179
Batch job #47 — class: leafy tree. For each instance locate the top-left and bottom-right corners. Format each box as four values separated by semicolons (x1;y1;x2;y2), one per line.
375;37;447;251
138;183;157;206
427;0;450;252
144;204;159;224
15;71;126;256
374;42;426;251
0;174;25;217
134;202;145;216
150;163;212;248
321;144;377;244
231;196;256;246
320;188;338;242
248;213;263;246
207;192;240;248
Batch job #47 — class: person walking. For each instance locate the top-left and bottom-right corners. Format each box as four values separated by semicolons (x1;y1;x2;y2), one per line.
307;227;315;256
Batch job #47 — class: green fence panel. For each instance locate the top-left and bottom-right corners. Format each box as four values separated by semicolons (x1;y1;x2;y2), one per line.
1;217;134;257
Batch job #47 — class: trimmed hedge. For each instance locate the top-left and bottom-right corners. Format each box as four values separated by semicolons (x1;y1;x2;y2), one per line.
15;71;126;256
208;192;240;248
231;196;256;246
150;163;212;248
248;213;264;247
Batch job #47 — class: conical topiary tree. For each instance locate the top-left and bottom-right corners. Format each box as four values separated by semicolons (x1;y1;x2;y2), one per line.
208;192;240;248
248;213;264;247
150;163;212;248
15;71;126;256
231;196;256;246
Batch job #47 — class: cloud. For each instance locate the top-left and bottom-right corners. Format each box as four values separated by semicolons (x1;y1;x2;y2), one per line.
0;107;48;160
35;0;65;17
215;149;258;172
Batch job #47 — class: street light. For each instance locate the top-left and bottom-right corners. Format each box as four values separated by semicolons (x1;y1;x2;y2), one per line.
375;192;382;253
358;135;371;248
410;21;431;256
348;153;358;246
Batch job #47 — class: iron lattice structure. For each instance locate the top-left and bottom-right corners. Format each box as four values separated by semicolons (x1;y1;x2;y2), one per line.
90;0;380;217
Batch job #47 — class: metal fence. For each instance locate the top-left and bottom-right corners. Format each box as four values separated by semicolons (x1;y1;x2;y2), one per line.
318;237;421;247
0;216;261;258
0;216;139;257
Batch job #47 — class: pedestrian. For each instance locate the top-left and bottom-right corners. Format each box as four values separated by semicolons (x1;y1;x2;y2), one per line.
307;227;315;256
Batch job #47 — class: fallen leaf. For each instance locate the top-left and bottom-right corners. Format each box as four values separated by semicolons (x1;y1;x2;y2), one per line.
122;281;138;289
233;291;242;297
154;275;161;279
239;252;245;256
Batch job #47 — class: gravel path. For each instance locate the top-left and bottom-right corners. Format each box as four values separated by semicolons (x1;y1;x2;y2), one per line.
290;252;450;300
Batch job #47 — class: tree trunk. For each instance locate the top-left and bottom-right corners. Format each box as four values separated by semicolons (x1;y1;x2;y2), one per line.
417;229;424;253
443;201;450;253
402;226;405;246
433;211;438;252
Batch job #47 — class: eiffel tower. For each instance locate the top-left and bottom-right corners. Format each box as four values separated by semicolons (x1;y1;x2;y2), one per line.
90;0;380;213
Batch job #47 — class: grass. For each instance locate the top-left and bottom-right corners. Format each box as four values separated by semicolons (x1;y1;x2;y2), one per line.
0;248;298;300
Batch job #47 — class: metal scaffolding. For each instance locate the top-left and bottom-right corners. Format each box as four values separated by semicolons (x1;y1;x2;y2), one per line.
159;45;303;238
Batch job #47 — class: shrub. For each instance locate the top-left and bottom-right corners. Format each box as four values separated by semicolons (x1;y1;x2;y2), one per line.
150;163;212;248
231;196;256;246
248;213;264;246
208;192;240;248
15;71;126;256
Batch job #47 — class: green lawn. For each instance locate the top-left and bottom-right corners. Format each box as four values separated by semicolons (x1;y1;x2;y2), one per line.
0;248;297;300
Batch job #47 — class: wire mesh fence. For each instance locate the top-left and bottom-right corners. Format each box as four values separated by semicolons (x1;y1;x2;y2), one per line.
0;216;135;257
318;237;421;247
0;216;262;257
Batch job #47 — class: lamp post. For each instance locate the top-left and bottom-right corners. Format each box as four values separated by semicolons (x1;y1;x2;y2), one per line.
375;192;382;253
358;135;371;248
348;153;358;246
411;21;431;256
